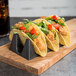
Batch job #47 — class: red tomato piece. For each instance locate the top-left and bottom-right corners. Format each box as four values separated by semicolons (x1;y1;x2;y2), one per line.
30;28;37;36
48;24;52;30
19;26;26;30
51;15;59;20
52;24;60;30
34;33;37;36
23;30;27;33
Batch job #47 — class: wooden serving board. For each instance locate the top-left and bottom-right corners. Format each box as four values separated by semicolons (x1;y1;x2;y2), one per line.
0;19;76;75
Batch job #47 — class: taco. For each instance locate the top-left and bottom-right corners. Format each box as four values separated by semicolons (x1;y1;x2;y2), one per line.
44;15;71;46
33;19;59;52
9;20;47;57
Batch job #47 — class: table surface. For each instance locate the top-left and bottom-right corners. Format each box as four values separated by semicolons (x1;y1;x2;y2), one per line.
0;17;76;76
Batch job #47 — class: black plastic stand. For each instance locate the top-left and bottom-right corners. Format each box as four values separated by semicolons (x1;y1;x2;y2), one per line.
9;34;38;60
59;44;64;47
47;48;52;52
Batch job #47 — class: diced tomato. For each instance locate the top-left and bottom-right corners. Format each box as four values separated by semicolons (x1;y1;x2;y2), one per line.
52;24;60;30
34;33;38;36
41;16;46;19
30;28;38;36
48;24;52;30
23;30;27;33
19;26;26;30
51;15;59;20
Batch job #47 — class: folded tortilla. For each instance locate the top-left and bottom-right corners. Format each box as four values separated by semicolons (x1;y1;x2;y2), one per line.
45;15;71;46
33;19;59;52
9;22;47;57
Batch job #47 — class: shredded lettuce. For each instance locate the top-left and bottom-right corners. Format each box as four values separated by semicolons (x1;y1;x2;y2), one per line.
61;17;65;22
41;28;49;34
54;31;57;40
26;33;39;39
45;17;51;20
12;26;16;29
23;19;32;25
24;25;29;30
12;26;20;29
48;20;55;24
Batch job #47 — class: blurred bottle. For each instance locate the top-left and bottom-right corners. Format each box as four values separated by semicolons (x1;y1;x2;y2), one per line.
0;0;10;37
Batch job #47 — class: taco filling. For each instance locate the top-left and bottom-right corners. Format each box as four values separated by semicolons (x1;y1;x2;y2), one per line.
12;21;46;51
33;20;57;42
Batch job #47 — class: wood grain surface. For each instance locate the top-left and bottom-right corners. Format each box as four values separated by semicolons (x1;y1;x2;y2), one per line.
0;19;76;75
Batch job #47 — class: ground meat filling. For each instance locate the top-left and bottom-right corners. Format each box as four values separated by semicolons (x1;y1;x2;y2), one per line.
33;35;46;51
59;26;67;36
46;31;54;41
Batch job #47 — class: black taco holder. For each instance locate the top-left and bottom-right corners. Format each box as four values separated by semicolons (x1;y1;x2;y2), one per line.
9;34;38;60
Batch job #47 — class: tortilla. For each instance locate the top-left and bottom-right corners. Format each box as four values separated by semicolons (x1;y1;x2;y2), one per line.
33;19;59;52
9;22;47;57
